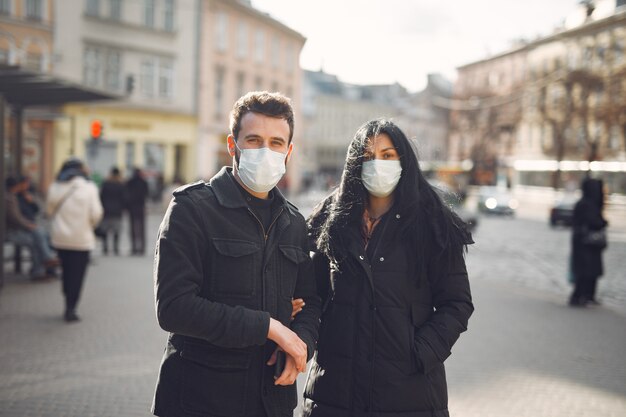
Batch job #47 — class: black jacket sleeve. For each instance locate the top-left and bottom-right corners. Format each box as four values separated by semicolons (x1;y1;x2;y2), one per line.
412;246;474;374
290;233;322;362
154;194;271;349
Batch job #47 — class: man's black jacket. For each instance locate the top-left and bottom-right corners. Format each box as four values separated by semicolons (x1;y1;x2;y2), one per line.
152;167;321;417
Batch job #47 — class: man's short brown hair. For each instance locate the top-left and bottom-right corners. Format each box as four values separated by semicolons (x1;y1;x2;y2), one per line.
229;91;294;142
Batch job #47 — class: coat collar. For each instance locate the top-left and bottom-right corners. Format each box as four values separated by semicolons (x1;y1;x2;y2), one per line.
209;166;295;215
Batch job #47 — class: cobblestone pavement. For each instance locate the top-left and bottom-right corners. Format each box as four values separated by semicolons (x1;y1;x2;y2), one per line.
467;215;626;315
1;206;625;417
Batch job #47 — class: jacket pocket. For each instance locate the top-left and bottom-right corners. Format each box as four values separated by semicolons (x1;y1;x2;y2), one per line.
180;341;252;417
278;244;308;299
411;302;433;328
211;238;260;298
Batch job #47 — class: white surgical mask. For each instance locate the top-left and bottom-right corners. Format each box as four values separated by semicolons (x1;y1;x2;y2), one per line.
236;144;287;193
361;159;402;197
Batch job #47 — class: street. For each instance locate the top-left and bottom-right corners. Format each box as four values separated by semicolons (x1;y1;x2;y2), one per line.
0;206;625;417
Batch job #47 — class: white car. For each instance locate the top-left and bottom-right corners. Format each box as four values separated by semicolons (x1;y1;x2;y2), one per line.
477;186;518;216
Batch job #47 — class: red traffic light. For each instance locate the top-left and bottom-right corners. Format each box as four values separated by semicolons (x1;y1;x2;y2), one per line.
91;119;103;140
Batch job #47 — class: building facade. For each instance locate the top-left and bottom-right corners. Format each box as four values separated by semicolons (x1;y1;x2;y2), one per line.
301;69;405;187
449;0;626;193
0;0;56;189
197;0;305;191
52;0;200;192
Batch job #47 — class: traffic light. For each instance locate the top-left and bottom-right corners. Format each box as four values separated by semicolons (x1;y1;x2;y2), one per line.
91;119;103;140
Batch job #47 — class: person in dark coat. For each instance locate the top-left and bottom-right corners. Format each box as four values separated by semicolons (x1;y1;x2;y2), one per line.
303;119;474;417
125;167;149;255
569;177;608;306
99;167;126;255
5;175;59;281
152;92;321;417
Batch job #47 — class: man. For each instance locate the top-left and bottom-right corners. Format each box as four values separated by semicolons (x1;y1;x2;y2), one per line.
99;167;126;255
5;175;59;280
152;92;321;417
125;167;148;255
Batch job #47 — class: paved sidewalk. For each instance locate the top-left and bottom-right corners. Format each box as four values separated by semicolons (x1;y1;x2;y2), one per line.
1;212;625;417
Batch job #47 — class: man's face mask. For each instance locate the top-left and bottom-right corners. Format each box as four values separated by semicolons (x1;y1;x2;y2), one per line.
235;142;287;193
361;159;402;198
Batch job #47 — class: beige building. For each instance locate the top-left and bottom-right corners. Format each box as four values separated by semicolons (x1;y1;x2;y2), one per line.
302;69;402;186
197;0;305;191
449;0;626;193
0;0;56;189
52;0;199;192
449;46;528;185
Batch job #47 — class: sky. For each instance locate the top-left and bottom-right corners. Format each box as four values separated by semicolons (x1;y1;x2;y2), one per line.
252;0;583;92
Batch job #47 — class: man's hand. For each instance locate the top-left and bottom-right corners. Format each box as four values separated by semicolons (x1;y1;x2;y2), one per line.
273;353;300;385
291;298;305;320
267;318;307;372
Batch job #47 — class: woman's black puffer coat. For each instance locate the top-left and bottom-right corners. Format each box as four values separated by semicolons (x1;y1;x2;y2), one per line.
302;208;473;417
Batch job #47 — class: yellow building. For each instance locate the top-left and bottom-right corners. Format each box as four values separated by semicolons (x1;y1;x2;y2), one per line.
54;105;196;187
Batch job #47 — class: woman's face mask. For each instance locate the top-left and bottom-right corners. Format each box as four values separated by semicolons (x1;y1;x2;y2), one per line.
361;159;402;198
235;143;287;193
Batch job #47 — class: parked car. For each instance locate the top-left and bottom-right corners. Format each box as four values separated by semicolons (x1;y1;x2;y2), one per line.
549;195;577;227
477;186;518;216
428;180;478;231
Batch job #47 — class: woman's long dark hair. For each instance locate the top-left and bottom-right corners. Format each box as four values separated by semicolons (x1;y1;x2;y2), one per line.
308;119;472;280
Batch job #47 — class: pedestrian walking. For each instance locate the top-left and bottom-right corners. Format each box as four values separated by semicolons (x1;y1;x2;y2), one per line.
302;119;474;417
152;91;321;417
4;175;59;281
46;158;103;322
125;167;149;255
99;167;126;255
568;177;608;307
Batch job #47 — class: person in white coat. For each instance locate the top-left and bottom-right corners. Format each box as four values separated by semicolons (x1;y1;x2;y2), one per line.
46;158;103;322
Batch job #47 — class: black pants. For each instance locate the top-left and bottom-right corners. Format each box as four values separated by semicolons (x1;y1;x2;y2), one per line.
570;273;599;304
58;250;90;312
129;208;146;254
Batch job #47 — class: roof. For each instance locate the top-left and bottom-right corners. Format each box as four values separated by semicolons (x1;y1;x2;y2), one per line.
0;65;119;107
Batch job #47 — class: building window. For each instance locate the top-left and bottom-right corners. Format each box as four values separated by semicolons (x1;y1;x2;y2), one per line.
254;76;263;91
237;21;248;59
159;61;174;98
144;0;155;28
615;39;624;64
109;0;121;20
285;43;294;73
85;0;99;16
236;71;245;100
105;50;121;91
84;46;102;87
25;52;42;71
271;35;280;68
215;12;228;52
0;48;9;63
254;29;264;63
25;0;43;20
163;0;175;31
141;59;156;97
0;0;12;15
214;66;225;119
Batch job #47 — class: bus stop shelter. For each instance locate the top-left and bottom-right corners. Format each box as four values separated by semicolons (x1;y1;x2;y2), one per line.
0;65;119;288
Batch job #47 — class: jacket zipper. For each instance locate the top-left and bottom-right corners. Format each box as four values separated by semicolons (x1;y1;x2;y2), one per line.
247;207;284;312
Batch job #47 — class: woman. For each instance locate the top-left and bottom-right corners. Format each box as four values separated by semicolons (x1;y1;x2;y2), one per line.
303;119;473;417
46;158;103;322
569;177;608;306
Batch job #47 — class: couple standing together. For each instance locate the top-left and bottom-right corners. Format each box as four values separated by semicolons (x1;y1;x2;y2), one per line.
152;92;474;417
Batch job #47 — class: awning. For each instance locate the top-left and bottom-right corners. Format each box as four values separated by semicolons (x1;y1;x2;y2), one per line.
0;65;121;288
0;65;118;106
